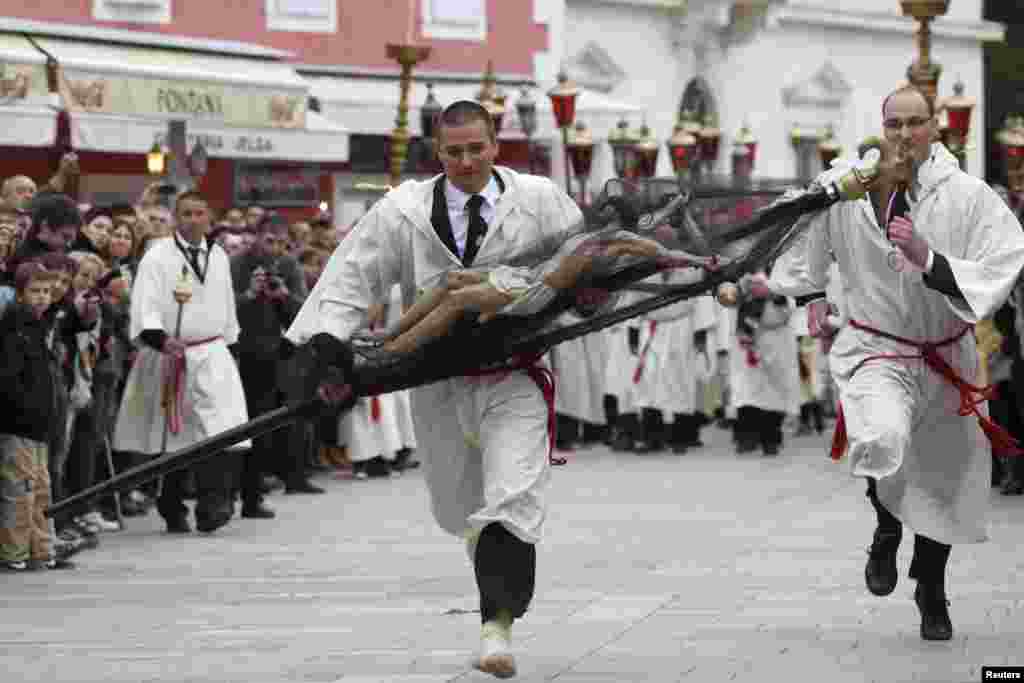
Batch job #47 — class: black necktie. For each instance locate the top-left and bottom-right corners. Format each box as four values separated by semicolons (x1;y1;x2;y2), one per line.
463;194;487;266
187;246;202;277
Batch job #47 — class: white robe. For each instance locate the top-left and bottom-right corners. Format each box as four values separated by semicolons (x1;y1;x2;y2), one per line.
286;167;582;544
729;296;801;416
340;284;418;462
770;143;1024;544
113;236;249;455
549;317;606;424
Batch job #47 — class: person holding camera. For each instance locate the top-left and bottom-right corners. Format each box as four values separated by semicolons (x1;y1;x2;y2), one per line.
231;215;321;495
233;264;305;516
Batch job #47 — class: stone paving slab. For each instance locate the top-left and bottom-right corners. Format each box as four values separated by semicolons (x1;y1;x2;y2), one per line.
2;425;1022;682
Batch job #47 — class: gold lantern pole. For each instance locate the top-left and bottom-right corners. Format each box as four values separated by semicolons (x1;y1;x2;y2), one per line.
899;1;950;111
387;43;432;188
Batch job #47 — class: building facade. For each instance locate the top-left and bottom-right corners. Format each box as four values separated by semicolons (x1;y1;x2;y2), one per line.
563;0;1002;195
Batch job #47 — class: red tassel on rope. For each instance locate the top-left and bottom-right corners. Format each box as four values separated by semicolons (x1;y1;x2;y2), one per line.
830;403;847;461
370;396;381;422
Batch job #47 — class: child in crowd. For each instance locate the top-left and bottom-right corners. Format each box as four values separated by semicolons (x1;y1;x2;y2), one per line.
298;247;328;292
0;260;69;570
63;251;119;533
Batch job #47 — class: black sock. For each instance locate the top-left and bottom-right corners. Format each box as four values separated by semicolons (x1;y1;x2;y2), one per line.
865;478;901;533
909;534;951;585
474;522;536;624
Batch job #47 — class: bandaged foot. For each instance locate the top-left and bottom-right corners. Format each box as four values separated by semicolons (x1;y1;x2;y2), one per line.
475;615;516;679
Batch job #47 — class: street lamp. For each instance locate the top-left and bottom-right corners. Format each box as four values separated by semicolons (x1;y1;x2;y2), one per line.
147;142;167;176
666;118;698;181
516;87;538;173
607;115;636;179
634;122;660;179
548;70;579;194
731;123;757;181
941;79;975;170
566;120;595;205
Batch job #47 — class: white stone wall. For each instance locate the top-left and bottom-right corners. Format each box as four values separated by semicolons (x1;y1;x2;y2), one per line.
565;0;695;192
563;0;994;187
708;15;986;178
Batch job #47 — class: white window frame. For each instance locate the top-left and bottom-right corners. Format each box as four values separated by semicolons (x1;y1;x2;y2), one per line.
93;0;171;24
265;0;338;34
422;0;487;42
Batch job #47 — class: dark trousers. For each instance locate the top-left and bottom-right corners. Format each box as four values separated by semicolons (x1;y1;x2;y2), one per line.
237;354;281;503
735;406;785;451
866;478;951;584
474;522;536;624
555;413;579;449
799;401;825;433
157;457;234;522
992;373;1024;486
277;353;320;486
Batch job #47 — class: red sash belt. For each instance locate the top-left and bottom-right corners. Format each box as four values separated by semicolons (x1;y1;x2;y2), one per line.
633;320;658;384
830;320;1023;461
162;335;223;435
463;353;562;466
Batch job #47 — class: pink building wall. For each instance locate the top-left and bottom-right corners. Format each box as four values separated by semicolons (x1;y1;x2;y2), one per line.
3;1;548;75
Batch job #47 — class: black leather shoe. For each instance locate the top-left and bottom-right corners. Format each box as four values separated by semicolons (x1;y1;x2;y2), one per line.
241;501;276;519
914;582;953;641
285;480;326;494
865;525;901;596
164;517;191;534
195;500;233;533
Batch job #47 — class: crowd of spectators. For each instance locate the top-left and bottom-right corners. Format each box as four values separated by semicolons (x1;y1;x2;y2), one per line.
0;159;416;573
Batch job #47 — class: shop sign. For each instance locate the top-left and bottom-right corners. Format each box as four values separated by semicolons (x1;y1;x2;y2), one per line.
64;68;305;129
152;131;277;158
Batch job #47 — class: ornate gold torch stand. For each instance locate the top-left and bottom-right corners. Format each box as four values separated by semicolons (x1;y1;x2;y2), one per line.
387;43;432;188
900;0;949;109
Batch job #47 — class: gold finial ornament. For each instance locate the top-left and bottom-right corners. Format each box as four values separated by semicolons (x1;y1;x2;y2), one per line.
173;266;194;305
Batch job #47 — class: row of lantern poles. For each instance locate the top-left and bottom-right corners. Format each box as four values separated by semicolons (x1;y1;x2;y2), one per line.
419;65;759;205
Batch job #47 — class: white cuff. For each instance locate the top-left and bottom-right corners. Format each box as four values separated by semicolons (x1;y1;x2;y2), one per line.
925;249;935;274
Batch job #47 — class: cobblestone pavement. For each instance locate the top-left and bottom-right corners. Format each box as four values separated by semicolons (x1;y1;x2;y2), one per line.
3;424;1022;683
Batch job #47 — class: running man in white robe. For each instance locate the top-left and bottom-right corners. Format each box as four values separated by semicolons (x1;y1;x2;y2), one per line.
113;191;248;535
287;100;582;678
763;85;1024;641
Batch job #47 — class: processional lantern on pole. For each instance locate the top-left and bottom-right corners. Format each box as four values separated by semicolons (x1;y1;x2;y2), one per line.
940;79;975;170
731;123;757;181
633;121;660;179
607;115;636;179
548;70;579;195
566;120;595;205
420;82;442;158
516;87;538;174
697;113;721;178
667;116;699;182
997;115;1024;196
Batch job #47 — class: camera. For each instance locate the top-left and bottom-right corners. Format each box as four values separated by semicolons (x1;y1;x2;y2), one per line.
265;270;285;292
